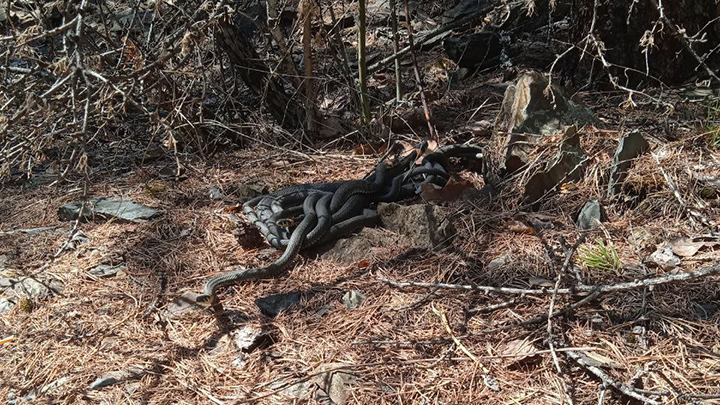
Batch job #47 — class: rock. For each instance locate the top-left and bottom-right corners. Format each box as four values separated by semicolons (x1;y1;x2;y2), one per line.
14;278;49;298
255;292;301;317
342;290;365;310
208;187;224;200
88;264;127;278
166;292;205;318
227;183;265;200
377;203;455;248
0;226;61;236
523;126;587;205
576;198;608;230
319;228;392;265
607;131;650;196
0;298;14;314
89;366;145;390
283;362;356;404
443;31;502;70
58;198;163;222
646;246;681;270
232;325;265;352
667;237;705;257
62;230;89;253
486;256;508;272
496;71;596;174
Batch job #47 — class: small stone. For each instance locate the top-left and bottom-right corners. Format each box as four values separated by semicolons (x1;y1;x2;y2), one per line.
88;264;127;278
0;298;14;314
89;375;120;390
607;131;650;196
233;325;264;351
255;292;301;317
576;198;608;230
208;187;224;200
58;198;163;223
166;292;204;318
342;290;366;310
89;366;144;390
15;278;49;298
486;256;508;272
646;246;681;270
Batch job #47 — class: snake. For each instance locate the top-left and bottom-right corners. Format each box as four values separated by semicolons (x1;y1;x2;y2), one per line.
199;143;485;304
197;192;324;304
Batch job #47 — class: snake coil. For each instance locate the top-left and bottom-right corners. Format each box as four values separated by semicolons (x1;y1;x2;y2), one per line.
198;143;485;305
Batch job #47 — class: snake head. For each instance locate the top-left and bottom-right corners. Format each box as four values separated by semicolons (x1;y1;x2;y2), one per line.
195;293;216;307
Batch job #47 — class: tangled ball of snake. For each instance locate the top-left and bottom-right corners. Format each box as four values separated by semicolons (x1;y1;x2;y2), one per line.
196;143;485;305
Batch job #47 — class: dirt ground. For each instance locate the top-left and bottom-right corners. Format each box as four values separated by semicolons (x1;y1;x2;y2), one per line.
2;81;720;404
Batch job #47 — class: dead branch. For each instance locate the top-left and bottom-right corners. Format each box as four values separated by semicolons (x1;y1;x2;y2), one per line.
565;349;663;405
379;262;720;295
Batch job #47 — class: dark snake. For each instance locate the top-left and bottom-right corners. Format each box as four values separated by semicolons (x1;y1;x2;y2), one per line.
197;143;484;305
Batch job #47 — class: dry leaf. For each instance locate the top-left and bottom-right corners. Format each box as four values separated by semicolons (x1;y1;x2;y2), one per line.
502;339;539;369
421;177;475;203
414;139;439;164
560;183;578;194
668;237;705;257
354;142;385;155
582;351;624;369
506;219;536;235
355;259;371;269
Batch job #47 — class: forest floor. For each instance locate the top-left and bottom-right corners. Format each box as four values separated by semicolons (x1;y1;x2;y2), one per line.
2;0;720;402
1;68;720;405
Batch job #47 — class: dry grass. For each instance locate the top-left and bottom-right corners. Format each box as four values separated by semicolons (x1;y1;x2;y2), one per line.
2;130;720;405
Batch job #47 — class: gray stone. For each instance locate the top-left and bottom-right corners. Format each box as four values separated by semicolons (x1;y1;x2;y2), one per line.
89;366;145;390
233;325;264;351
646;246;681;270
523;126;587;205
486;256;508;272
15;278;49;298
89;264;127;278
496;71;595;174
255;292;301;317
282;362;356;404
0;277;15;287
0;298;14;314
576;198;608;230
19;226;60;235
319;228;391;265
166;292;204;318
377;203;455;248
58;198;163;222
208;187;224;200
607;131;650;196
342;290;366;310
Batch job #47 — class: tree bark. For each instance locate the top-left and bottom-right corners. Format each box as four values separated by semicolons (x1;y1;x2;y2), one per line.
565;0;720;86
215;18;304;130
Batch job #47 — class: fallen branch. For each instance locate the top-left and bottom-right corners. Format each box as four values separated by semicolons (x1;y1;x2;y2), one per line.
565;349;662;405
380;262;720;296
